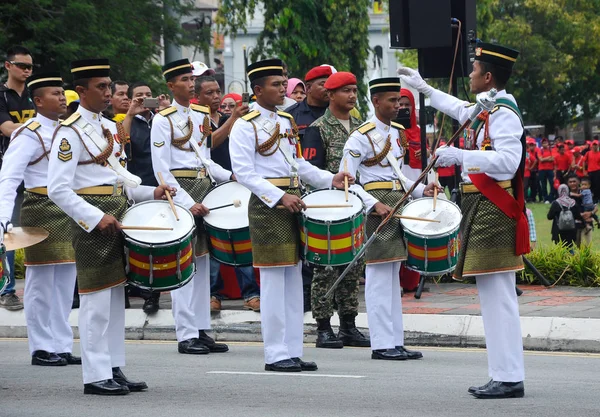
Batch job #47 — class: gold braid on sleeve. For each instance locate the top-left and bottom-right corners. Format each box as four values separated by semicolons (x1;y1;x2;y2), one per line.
171;117;195;151
362;134;391;167
256;122;281;156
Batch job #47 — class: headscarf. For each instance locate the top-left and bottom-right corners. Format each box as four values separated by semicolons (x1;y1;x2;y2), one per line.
286;78;305;97
221;93;242;104
400;88;423;169
556;184;575;208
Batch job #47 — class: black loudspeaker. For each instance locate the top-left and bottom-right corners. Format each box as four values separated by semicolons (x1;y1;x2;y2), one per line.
389;0;477;79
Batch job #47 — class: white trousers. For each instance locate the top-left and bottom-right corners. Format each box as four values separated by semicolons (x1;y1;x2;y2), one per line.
365;262;404;350
24;264;77;355
259;262;304;364
476;271;525;382
171;254;210;342
79;286;125;384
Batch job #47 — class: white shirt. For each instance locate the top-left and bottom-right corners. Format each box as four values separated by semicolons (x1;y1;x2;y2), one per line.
229;103;334;207
429;89;523;183
342;115;426;211
48;106;154;232
0;114;59;221
150;99;231;209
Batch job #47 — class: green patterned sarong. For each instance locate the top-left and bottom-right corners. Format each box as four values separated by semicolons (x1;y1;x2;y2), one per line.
20;191;75;265
365;188;407;264
454;186;524;279
175;177;212;256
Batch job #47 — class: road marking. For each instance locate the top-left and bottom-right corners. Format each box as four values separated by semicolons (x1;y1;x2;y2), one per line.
207;371;365;378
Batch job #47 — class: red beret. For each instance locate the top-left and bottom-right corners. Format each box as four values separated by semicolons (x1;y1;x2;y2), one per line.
323;72;357;90
305;66;333;82
565;139;574;145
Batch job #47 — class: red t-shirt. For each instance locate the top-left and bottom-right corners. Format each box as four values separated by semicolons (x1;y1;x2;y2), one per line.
538;148;554;170
574;155;585;177
585;150;600;172
554;152;571;171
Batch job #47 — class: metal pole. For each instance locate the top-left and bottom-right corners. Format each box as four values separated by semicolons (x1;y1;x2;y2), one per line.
164;1;182;63
418;49;428;173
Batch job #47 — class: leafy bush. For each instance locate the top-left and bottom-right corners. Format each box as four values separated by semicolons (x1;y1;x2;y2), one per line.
14;249;25;280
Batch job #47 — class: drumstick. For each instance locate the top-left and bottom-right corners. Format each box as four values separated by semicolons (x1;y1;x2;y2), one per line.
276;204;353;209
208;199;242;211
157;172;179;221
120;225;174;231
393;215;441;223
344;159;349;202
433;171;439;212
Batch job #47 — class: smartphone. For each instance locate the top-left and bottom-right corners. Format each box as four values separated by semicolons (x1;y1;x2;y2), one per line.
395;108;411;129
241;92;250;105
143;97;160;108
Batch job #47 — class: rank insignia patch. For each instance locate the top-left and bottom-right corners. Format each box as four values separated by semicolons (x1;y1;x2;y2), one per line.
154;141;165;148
349;150;361;158
58;139;72;162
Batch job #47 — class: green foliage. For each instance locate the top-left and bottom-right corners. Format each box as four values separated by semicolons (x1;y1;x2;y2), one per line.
0;0;199;93
14;249;24;281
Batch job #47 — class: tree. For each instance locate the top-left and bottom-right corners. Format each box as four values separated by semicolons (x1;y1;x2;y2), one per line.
216;0;371;110
0;0;200;93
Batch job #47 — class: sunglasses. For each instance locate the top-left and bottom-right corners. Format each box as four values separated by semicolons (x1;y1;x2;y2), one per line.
8;61;33;71
220;103;236;109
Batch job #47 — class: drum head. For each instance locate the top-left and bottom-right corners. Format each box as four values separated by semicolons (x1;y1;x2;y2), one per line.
121;200;195;244
400;198;461;236
302;189;363;221
203;181;251;230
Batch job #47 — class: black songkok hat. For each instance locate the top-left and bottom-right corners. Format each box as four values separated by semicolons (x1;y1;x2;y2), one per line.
162;59;193;81
70;58;110;80
474;42;519;70
246;59;284;83
369;77;401;95
27;71;63;92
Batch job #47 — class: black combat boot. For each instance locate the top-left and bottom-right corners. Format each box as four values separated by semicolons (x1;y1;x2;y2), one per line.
315;318;343;349
338;315;370;347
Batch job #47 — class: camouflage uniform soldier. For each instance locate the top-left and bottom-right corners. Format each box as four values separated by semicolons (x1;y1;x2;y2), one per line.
302;72;369;349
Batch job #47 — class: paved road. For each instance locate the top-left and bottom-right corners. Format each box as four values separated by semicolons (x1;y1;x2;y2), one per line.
1;340;599;417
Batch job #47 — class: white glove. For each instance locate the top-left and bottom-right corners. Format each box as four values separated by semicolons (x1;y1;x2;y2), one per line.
435;145;464;167
0;219;12;234
397;67;434;96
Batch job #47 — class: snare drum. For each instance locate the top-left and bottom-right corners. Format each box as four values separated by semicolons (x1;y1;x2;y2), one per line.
300;189;365;266
203;181;253;266
399;198;462;276
0;244;7;294
122;201;196;292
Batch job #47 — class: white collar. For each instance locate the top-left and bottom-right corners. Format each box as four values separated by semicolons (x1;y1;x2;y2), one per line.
172;99;191;115
254;103;279;120
371;114;391;133
77;105;103;123
35;113;60;128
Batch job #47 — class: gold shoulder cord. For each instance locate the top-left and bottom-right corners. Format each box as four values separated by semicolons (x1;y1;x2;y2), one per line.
362;133;391;167
202;116;211;144
254;121;281;156
170;117;195;151
11;124;50;166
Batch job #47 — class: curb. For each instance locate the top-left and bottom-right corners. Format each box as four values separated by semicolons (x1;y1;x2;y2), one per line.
2;309;600;353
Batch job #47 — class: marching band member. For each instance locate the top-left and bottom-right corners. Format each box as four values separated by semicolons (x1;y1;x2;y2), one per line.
0;71;79;367
48;58;174;395
229;59;353;372
150;59;231;355
399;41;527;399
340;77;438;361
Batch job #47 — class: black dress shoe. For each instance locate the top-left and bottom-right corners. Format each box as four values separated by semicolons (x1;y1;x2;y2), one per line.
142;295;160;314
291;357;318;371
371;349;407;360
58;352;82;365
178;338;210;354
468;379;493;394
316;329;344;349
394;346;423;360
84;379;130;395
112;367;148;392
338;327;371;347
471;381;524;399
198;330;229;353
265;359;302;372
31;350;68;366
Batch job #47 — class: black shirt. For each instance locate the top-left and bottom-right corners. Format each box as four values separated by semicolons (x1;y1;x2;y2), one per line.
0;84;35;153
285;99;327;140
209;113;232;171
126;114;158;187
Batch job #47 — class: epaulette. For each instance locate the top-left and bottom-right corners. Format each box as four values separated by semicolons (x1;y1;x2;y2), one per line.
61;112;81;126
158;106;177;117
357;122;376;135
191;104;210;114
242;110;260;121
390;121;405;130
25;121;41;132
277;110;293;120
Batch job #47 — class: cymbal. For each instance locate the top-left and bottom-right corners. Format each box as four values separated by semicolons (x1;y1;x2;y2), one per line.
2;227;50;251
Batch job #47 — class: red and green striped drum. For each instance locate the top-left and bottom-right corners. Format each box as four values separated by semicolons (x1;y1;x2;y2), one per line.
0;244;7;293
203;181;253;266
300;189;366;266
399;197;462;276
122;201;196;292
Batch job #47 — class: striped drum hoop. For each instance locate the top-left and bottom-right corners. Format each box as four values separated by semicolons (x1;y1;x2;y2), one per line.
400;197;462;276
300;189;365;266
122;201;196;292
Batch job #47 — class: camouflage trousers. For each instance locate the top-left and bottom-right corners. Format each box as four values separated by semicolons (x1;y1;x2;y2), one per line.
311;261;363;320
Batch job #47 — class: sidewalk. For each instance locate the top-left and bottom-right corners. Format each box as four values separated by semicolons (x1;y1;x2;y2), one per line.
3;280;600;352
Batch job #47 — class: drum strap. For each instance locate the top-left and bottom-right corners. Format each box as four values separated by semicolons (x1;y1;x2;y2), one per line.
369;130;410;192
254;114;299;180
72;118;142;188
